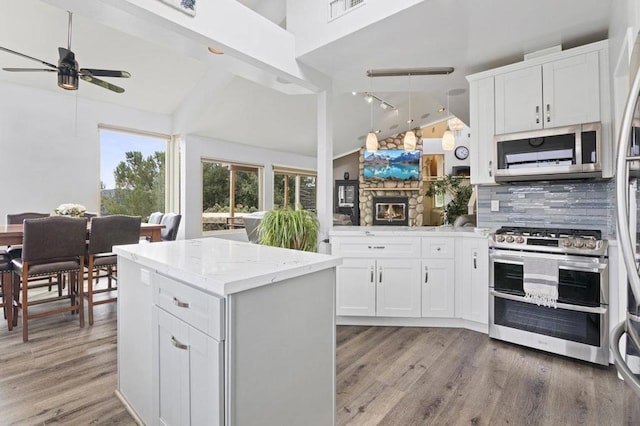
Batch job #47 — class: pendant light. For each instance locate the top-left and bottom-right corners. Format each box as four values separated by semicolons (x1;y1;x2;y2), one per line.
366;76;378;152
442;89;455;151
404;74;417;151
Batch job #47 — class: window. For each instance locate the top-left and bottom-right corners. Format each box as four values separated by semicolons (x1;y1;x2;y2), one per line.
329;0;365;20
99;128;171;220
273;166;317;211
202;160;263;232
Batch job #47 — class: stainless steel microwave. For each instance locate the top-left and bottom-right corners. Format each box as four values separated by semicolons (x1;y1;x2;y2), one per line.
494;122;602;182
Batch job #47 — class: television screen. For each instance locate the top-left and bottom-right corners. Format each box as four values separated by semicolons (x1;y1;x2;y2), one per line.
363;149;421;181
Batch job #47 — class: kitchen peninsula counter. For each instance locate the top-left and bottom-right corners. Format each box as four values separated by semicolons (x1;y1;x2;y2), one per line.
114;238;341;426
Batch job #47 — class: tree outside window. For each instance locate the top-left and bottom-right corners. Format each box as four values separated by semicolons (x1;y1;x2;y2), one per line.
100;129;167;219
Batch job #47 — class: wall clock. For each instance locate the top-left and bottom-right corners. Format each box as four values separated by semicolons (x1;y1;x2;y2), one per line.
454;145;469;160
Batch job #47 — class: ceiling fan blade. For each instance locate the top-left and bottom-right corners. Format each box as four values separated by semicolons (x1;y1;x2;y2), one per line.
80;68;131;78
79;73;125;93
3;68;57;72
0;46;58;70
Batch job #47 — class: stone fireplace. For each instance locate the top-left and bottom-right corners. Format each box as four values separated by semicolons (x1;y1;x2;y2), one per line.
372;197;409;226
359;130;424;226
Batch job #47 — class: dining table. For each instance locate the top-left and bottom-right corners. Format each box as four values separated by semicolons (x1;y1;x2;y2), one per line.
0;222;165;331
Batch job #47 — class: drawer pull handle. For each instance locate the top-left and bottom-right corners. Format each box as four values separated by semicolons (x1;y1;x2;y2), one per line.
370;269;374;283
424;266;429;283
535;105;540;124
473;253;477;269
379;269;383;283
171;336;189;350
546;104;551;122
173;297;190;308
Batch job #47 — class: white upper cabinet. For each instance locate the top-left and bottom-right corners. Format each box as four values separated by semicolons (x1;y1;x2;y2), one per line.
469;76;496;184
495;51;600;134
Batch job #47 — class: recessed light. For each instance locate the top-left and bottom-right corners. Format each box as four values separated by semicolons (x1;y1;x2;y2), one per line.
380;102;389;110
364;95;373;103
375;130;381;134
407;119;414;124
438;107;446;113
207;47;224;55
352;91;357;96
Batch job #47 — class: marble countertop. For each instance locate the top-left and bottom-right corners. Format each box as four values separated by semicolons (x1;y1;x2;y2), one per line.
114;238;341;296
329;225;491;238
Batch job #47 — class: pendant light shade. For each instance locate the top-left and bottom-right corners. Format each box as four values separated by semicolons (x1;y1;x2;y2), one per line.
442;129;455;150
366;132;379;152
404;130;417;151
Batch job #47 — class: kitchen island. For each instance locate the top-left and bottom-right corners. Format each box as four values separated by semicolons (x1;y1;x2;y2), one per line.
114;238;341;426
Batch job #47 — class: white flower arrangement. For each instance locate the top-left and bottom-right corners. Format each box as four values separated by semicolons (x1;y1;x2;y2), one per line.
54;203;87;217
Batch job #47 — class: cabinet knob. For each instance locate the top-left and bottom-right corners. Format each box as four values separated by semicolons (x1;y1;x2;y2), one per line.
173;296;190;309
171;336;189;350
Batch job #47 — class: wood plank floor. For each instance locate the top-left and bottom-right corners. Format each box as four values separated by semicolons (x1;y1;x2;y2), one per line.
2;300;639;425
337;326;640;426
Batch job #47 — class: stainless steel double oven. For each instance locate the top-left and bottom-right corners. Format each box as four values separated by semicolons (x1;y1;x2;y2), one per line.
489;227;609;365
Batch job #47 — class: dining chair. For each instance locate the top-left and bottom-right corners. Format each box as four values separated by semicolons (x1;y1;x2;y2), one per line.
148;212;164;224
6;212;50;260
6;212;61;295
11;216;87;342
160;213;181;241
0;250;11;325
85;215;141;325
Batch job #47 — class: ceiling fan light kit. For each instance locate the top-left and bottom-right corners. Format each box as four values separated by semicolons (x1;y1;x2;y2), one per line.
0;11;130;93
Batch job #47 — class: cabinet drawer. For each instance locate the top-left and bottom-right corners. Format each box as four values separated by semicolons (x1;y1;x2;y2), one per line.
422;238;455;259
331;237;420;258
153;273;225;341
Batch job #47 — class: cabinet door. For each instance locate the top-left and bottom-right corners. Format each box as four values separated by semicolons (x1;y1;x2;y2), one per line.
421;259;455;317
457;238;489;325
376;259;421;317
156;308;224;426
542;51;600;128
336;258;376;316
495;65;543;134
469;77;496;184
157;308;191;426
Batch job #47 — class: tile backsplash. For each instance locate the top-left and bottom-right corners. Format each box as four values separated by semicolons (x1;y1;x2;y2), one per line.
477;179;616;238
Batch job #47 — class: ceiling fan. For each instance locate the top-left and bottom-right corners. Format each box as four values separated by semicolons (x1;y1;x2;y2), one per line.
0;11;130;93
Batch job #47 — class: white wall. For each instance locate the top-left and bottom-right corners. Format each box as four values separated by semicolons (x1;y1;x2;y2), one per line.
421;129;471;175
180;134;317;240
0;81;171;223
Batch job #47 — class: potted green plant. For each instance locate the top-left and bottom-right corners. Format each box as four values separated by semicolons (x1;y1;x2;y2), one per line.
425;175;472;225
257;206;319;252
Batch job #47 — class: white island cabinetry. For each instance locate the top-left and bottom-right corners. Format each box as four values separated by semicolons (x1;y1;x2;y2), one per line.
115;238;340;426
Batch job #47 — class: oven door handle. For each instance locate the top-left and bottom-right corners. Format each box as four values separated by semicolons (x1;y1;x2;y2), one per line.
490;290;607;315
490;251;606;265
558;263;607;273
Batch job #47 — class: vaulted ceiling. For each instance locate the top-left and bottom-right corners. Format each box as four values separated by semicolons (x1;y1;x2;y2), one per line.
0;0;612;157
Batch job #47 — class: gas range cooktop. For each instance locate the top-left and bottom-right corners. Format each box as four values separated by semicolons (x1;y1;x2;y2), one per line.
490;226;607;255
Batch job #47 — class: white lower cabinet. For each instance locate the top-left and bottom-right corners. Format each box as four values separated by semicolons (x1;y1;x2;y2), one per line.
153;272;224;426
376;259;421;317
155;307;223;426
456;238;489;325
336;258;421;317
333;232;489;327
421;259;455;317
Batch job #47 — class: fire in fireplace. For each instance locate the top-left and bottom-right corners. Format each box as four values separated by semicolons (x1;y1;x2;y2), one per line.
373;197;409;226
